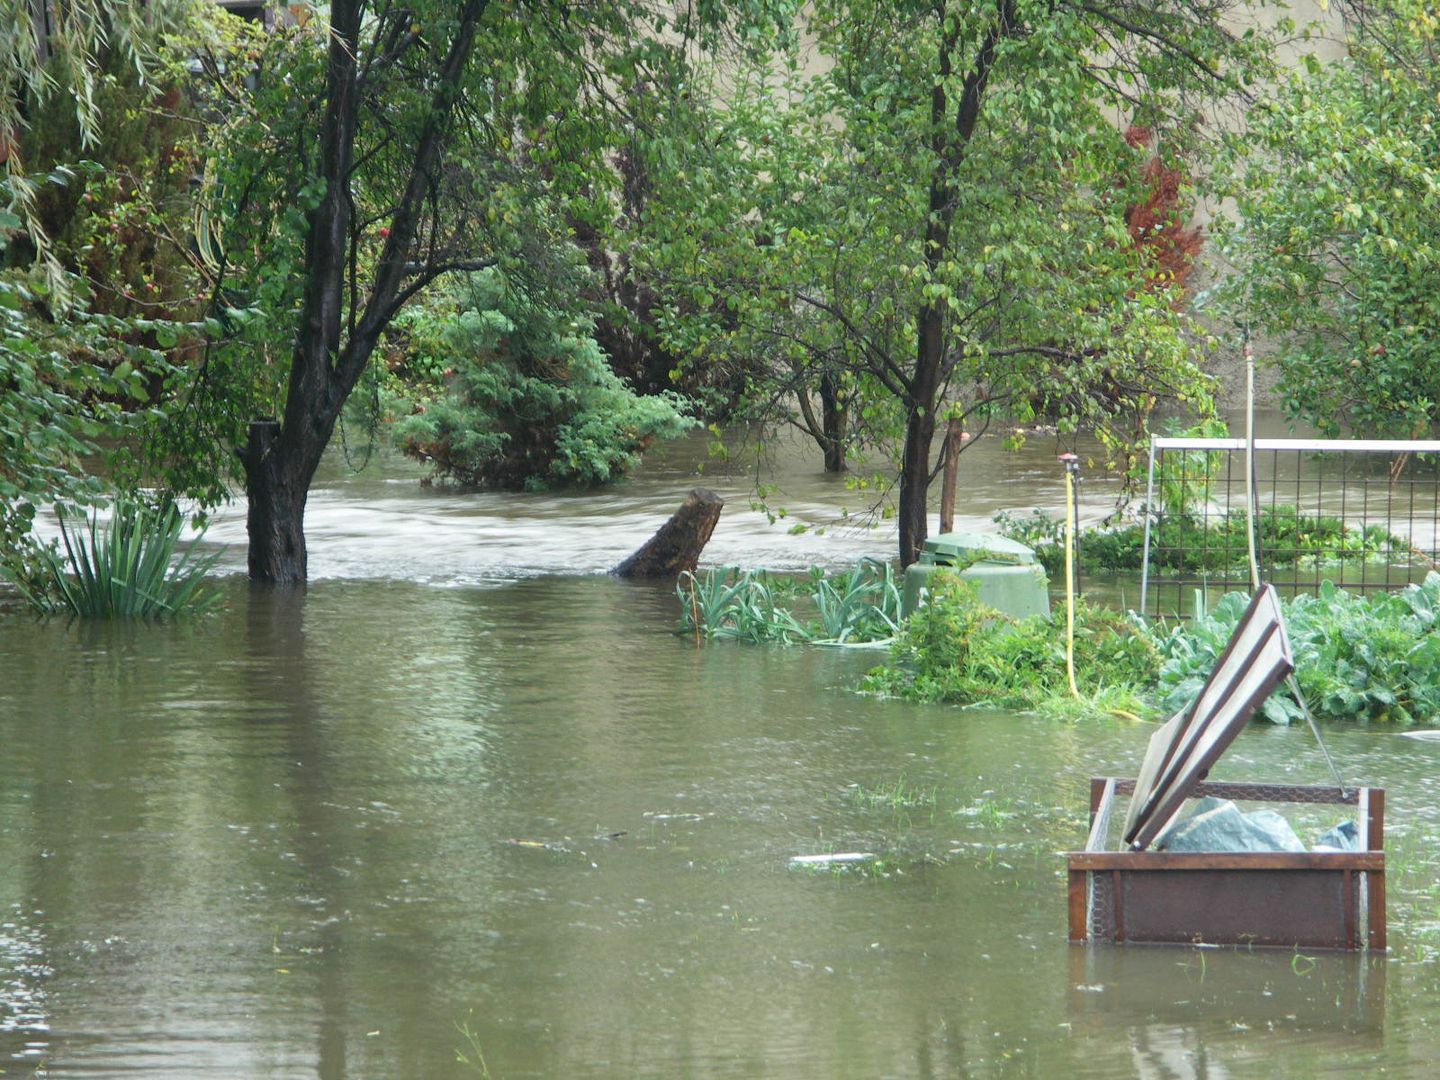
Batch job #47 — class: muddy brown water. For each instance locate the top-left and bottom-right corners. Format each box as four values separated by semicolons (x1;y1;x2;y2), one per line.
4;428;1440;1078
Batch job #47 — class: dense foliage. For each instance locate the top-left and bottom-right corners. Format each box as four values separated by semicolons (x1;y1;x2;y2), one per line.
860;572;1156;711
1216;1;1440;436
392;270;693;491
642;0;1280;565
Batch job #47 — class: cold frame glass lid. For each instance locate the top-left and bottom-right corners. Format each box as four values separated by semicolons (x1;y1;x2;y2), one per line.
1123;585;1295;851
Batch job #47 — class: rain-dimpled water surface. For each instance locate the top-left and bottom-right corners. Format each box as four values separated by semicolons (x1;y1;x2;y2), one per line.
4;429;1440;1078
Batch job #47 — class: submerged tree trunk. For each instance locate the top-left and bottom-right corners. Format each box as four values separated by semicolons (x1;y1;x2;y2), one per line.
819;372;847;474
898;306;943;566
939;416;964;534
242;420;309;582
614;488;724;579
242;0;489;584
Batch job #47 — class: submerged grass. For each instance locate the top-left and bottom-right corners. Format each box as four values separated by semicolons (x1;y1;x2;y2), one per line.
13;496;221;618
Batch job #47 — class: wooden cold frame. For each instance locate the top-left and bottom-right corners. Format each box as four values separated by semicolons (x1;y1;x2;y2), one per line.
1068;778;1386;952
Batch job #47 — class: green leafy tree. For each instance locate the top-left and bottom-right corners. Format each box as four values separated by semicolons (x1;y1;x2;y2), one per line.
0;1;227;586
1216;1;1440;437
646;1;1278;565
198;0;794;582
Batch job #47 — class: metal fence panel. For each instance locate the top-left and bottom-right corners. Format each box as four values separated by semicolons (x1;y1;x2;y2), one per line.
1139;439;1440;618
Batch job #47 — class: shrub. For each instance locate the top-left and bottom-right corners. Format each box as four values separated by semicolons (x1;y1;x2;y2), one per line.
861;571;1156;709
395;269;694;491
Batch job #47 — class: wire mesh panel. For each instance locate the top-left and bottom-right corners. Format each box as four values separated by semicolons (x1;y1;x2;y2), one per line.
1140;439;1440;619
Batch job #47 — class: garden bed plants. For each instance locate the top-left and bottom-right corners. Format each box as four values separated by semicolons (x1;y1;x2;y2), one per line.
866;569;1440;726
997;505;1402;578
681;560;1440;727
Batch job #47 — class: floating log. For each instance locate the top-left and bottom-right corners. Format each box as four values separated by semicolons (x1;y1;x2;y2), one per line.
614;487;723;579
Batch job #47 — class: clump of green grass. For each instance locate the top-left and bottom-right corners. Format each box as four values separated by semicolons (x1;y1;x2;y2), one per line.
844;776;938;812
12;496;221;618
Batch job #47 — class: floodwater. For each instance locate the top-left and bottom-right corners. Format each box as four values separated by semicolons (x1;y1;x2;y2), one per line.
4;429;1440;1079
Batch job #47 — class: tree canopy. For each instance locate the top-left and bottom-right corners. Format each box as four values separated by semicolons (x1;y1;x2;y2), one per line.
644;0;1279;564
1217;0;1440;437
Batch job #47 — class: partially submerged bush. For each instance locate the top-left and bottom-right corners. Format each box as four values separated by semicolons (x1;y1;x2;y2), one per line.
394;269;694;491
10;497;220;618
861;571;1156;710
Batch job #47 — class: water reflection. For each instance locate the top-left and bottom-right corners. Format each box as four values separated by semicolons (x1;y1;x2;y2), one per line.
3;420;1439;1076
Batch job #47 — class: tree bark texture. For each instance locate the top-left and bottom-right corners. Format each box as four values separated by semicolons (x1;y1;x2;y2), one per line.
896;4;1009;567
614;488;724;579
243;0;490;583
242;420;310;581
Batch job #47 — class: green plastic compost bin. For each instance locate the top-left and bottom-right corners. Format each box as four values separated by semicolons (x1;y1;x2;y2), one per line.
901;530;1049;620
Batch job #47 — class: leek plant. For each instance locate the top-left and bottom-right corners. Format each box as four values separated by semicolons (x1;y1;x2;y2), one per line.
677;567;811;644
14;497;221;618
676;560;903;645
809;558;901;643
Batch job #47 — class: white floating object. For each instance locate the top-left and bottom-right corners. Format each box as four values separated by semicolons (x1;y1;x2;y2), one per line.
789;852;876;866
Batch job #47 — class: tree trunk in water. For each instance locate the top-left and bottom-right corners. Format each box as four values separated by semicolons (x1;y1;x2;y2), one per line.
614;488;724;579
242;420;313;583
820;372;847;474
897;408;936;568
938;416;963;534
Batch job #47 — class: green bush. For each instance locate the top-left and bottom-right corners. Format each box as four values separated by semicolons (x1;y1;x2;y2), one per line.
861;571;1156;710
394;269;693;491
10;496;221;618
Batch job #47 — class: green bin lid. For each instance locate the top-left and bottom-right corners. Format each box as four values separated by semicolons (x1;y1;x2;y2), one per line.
920;530;1036;565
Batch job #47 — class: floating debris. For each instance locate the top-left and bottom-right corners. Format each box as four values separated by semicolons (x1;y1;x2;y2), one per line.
788;852;876;866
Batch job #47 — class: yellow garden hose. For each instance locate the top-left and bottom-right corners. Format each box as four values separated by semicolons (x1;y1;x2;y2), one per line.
1060;453;1080;699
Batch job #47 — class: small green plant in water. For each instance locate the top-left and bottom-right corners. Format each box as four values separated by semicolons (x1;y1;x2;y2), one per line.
10;496;221;618
455;1012;493;1078
845;775;938;812
676;559;901;645
862;571;1157;710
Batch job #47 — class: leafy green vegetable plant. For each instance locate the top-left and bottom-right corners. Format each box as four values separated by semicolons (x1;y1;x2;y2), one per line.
809;558;901;643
